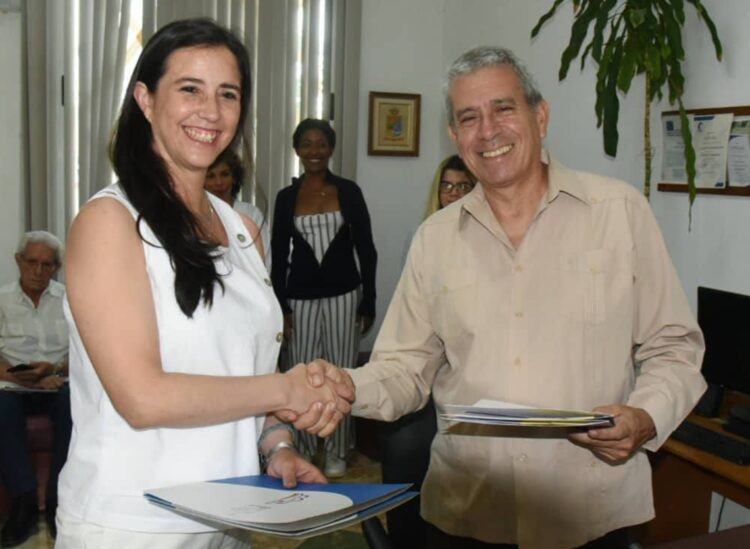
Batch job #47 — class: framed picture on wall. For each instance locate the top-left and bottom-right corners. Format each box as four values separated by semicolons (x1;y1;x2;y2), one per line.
367;91;421;156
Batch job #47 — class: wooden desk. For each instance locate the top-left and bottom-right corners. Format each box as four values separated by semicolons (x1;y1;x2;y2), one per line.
644;413;750;544
650;524;750;548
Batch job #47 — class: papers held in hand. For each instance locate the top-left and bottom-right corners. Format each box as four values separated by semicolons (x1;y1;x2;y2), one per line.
144;475;416;539
441;399;615;428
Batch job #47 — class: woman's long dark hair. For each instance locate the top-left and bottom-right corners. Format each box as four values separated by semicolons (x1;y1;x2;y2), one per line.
110;18;252;317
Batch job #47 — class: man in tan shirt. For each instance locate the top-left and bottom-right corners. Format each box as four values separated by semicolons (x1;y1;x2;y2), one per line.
343;47;706;548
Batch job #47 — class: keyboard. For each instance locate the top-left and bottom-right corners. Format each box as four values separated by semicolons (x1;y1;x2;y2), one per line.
670;421;750;465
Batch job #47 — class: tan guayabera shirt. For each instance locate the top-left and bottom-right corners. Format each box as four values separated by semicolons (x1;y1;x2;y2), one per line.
349;156;706;549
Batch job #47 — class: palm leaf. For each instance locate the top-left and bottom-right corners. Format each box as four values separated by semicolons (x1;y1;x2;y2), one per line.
677;100;696;227
594;18;621;127
665;0;685;24
590;0;619;62
532;0;723;224
530;0;569;38
686;0;723;60
617;42;638;94
602;41;624;156
559;1;600;79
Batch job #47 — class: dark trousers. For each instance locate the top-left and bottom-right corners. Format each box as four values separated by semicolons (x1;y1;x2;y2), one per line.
380;398;437;549
426;522;637;549
0;384;72;502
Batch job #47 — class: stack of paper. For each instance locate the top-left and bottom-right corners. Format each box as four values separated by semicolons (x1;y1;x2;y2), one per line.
441;399;615;428
145;475;416;539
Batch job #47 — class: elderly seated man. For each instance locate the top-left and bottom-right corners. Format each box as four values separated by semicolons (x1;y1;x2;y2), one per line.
0;231;71;546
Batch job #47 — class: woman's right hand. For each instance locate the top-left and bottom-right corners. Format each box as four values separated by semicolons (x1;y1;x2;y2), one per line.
277;361;355;436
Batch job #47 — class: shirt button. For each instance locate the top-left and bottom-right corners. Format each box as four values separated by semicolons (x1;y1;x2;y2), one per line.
514;265;523;273
518;453;527;463
276;332;283;342
514;311;523;318
237;233;247;242
264;278;272;286
514;357;521;366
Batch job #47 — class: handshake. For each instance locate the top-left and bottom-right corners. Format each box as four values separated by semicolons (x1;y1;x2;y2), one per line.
276;360;356;437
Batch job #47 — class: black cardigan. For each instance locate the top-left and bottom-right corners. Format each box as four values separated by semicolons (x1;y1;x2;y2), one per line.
270;171;377;318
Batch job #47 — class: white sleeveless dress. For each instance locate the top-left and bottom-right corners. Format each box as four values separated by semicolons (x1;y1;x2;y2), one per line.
58;183;283;533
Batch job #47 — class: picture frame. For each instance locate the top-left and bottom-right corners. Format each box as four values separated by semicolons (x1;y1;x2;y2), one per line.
367;91;421;157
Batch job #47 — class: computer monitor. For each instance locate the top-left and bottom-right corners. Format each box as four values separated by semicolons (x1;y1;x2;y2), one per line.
697;286;750;397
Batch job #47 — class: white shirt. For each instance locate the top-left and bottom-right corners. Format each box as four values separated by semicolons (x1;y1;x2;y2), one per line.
59;184;283;532
0;279;68;365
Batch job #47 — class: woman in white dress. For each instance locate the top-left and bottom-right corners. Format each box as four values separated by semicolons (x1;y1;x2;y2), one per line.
56;18;352;549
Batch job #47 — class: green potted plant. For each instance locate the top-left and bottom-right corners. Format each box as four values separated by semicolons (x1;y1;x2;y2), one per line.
531;0;722;223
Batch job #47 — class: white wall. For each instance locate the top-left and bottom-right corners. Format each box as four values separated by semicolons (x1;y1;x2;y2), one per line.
356;0;650;346
356;0;448;347
356;0;750;528
358;0;750;339
652;1;750;310
0;11;24;285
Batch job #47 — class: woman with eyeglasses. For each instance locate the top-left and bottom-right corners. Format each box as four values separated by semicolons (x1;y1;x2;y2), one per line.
425;154;477;216
383;153;476;549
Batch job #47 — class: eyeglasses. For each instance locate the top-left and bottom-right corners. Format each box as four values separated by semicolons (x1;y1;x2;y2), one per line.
19;257;57;272
439;181;475;194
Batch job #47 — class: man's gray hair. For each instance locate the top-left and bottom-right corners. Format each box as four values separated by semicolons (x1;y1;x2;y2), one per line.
16;231;64;266
443;46;544;123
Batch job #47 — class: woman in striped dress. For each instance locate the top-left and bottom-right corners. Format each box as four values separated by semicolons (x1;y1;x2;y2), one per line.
271;118;377;477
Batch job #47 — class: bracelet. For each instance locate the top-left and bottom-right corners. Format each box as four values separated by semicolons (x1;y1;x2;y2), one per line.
264;441;296;463
257;422;295;448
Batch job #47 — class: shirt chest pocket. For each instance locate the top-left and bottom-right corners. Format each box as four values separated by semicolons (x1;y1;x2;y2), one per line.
430;267;478;341
558;248;633;325
2;322;24;338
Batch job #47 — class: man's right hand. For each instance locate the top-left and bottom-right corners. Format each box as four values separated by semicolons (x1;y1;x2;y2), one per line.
304;360;355;397
275;360;355;436
276;361;354;436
